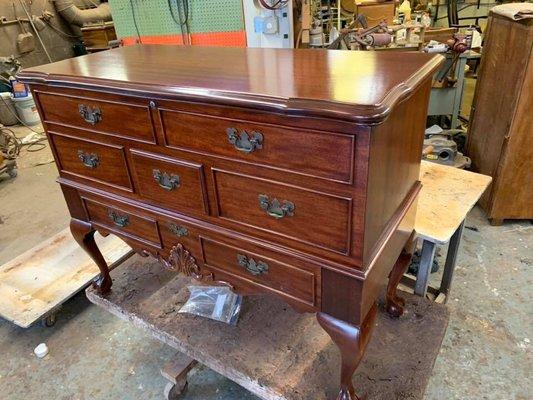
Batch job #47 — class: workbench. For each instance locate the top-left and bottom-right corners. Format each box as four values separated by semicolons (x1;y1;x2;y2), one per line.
87;255;449;400
412;161;491;297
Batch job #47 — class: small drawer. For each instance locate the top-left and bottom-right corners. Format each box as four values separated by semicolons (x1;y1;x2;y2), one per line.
130;150;208;216
200;237;319;307
159;109;355;183
37;91;156;143
212;169;352;254
83;198;161;248
50;132;132;192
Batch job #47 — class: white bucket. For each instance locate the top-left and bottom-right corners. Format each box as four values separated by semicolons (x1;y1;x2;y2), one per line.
0;92;18;126
12;94;41;126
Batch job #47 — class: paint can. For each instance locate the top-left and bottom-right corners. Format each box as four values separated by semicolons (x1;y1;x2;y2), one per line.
12;94;40;125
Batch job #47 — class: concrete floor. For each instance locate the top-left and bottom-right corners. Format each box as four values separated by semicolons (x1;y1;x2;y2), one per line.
0;93;531;399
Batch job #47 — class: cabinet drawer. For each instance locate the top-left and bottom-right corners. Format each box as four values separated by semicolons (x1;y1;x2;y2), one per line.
212;169;352;254
50;133;132;192
200;237;319;307
37;92;156;143
160;109;355;183
83;197;161;248
130;150;208;216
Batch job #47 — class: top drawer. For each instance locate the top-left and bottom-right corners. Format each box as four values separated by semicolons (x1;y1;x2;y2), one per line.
36;91;156;143
159;109;355;184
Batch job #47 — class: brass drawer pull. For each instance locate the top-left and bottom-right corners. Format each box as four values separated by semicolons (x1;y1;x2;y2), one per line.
237;254;268;276
78;104;101;125
108;210;129;228
169;223;188;237
153;169;180;191
226;128;263;154
258;194;295;219
78;150;99;169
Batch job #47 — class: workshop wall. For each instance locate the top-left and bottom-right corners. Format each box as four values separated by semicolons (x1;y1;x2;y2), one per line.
108;0;246;46
0;0;98;68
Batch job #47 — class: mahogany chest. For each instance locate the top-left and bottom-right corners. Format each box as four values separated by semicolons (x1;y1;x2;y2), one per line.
19;45;442;399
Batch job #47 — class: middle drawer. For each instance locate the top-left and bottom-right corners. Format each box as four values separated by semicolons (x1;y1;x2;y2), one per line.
129;149;209;216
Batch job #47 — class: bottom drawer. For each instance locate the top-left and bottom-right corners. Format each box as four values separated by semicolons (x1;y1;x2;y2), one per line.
200;237;320;309
83;197;162;248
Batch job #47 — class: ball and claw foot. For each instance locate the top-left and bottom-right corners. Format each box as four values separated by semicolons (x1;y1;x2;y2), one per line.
93;273;112;295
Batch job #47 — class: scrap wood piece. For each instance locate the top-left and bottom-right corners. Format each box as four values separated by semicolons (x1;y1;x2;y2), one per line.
0;228;132;328
87;255;450;400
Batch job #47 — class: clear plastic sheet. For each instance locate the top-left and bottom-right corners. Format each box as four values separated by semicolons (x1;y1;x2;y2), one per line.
178;285;242;325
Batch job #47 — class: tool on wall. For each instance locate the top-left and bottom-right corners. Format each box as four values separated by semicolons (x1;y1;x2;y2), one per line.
18;0;53;62
13;3;35;54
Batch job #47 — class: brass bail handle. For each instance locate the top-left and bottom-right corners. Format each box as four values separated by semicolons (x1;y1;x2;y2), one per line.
258;194;295;219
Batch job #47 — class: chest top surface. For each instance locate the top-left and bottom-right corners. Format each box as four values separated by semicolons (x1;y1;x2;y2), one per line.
19;45;442;124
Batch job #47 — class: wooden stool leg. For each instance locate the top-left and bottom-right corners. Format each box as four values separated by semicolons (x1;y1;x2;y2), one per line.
386;251;412;318
317;304;378;400
70;218;112;294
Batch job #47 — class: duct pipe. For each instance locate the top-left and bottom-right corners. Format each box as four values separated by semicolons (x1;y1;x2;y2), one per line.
52;0;112;36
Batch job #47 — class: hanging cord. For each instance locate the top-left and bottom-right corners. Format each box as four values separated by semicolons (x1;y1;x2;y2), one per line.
258;0;288;10
168;0;191;45
130;0;143;43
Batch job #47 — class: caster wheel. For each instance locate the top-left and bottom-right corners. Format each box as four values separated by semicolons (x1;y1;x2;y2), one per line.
8;169;17;178
41;314;57;327
164;380;188;400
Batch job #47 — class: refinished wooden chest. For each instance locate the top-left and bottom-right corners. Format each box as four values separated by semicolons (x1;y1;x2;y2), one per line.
19;45;442;399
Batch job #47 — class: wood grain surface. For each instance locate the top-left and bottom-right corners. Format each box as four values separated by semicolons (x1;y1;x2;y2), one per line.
19;45;443;124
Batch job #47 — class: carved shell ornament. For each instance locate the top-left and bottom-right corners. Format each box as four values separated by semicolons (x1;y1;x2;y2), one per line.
162;243;202;278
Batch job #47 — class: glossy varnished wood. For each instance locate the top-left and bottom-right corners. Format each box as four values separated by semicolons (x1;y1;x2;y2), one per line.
19;46;443;400
212;168;352;255
49;131;133;192
129;149;209;217
159;108;356;183
200;236;320;309
36;90;157;143
19;45;442;124
82;196;162;249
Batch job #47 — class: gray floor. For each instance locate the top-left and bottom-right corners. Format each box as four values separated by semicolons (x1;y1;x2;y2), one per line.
0;125;531;400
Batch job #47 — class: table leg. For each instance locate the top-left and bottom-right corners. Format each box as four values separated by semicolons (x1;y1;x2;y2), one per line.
415;240;436;297
439;220;465;297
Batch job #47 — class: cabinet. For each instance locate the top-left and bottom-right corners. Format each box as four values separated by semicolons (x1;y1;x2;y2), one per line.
467;11;533;225
19;45;442;399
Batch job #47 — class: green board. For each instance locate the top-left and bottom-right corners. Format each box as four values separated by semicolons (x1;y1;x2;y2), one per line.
108;0;245;39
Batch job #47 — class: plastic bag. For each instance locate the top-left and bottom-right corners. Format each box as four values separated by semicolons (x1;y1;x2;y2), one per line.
178;285;242;325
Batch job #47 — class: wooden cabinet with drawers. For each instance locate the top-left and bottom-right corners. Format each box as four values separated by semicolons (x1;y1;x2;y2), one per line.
19;45;442;400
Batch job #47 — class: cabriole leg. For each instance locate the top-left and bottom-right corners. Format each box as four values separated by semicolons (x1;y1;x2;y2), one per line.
386;250;413;317
317;304;378;400
70;218;112;294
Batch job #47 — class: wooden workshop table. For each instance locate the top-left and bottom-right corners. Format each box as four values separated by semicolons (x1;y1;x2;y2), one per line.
413;161;492;297
87;255;449;400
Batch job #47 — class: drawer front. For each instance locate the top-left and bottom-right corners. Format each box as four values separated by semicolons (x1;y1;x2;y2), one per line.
160;109;355;183
51;133;132;191
83;197;161;247
130;150;208;216
37;92;156;143
200;237;319;307
212;169;352;254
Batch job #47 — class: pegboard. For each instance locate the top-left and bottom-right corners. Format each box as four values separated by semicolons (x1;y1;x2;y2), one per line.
108;0;246;45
